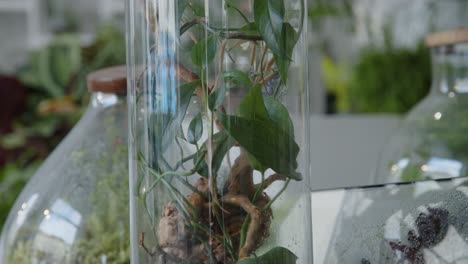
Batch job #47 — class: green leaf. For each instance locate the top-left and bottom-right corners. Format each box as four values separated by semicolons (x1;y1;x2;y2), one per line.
264;96;294;135
254;0;284;56
195;131;235;177
238;84;269;120
217;113;302;180
238;22;261;36
239;23;259;32
254;0;282;55
187;113;203;144
152;81;199;153
208;84;228;110
1;133;26;149
191;35;218;67
254;0;299;83
268;0;286;41
274;23;299;83
223;70;252;87
236;247;298;264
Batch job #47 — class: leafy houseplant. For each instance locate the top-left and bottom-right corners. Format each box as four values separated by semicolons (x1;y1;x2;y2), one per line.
127;0;311;263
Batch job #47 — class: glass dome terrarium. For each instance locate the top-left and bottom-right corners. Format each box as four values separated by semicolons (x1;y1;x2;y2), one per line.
376;29;468;184
126;0;311;263
0;66;130;263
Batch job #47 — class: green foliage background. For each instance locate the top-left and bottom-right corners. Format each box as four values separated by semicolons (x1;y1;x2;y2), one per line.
349;44;431;113
310;0;433;114
0;24;126;229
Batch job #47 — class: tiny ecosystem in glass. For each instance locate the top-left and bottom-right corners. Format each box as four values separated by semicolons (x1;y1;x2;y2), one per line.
377;29;468;184
0;66;130;264
126;0;312;263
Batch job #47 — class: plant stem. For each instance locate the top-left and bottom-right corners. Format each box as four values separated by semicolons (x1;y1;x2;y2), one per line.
263;179;291;212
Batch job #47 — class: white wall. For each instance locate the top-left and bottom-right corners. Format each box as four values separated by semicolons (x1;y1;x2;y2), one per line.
310;115;402;190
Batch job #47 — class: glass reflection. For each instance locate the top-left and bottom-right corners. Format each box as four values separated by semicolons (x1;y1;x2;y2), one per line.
38;199;81;245
390;157;464;181
313;177;468;263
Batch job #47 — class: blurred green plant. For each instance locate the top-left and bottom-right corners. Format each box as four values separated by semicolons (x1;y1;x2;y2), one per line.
308;0;353;24
320;44;431;114
0;163;41;226
309;1;432;114
321;55;350;112
0;24;126;228
349;44;431;113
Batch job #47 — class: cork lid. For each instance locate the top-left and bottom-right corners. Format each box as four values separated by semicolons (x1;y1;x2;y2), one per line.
87;65;127;94
426;28;468;47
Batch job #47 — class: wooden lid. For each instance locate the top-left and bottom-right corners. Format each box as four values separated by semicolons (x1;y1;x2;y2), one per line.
87;65;127;94
426;28;468;47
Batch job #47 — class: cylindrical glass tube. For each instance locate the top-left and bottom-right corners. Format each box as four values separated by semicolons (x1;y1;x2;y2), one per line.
126;1;311;263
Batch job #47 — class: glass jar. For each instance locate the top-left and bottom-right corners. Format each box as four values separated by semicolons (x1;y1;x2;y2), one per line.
376;29;468;184
0;66;130;263
126;0;312;263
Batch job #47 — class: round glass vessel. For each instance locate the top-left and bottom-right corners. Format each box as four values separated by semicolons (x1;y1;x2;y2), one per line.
126;1;312;263
376;29;468;184
0;66;130;263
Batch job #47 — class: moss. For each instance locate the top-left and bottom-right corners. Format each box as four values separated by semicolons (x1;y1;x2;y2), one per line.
7;137;130;263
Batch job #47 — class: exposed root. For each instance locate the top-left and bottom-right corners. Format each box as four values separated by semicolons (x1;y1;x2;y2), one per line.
154;152;286;263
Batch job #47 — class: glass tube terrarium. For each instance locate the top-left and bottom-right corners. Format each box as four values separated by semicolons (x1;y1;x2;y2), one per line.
0;66;130;263
126;0;311;263
376;29;468;184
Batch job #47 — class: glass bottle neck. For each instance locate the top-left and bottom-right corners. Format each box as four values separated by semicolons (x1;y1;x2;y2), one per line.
431;43;468;95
